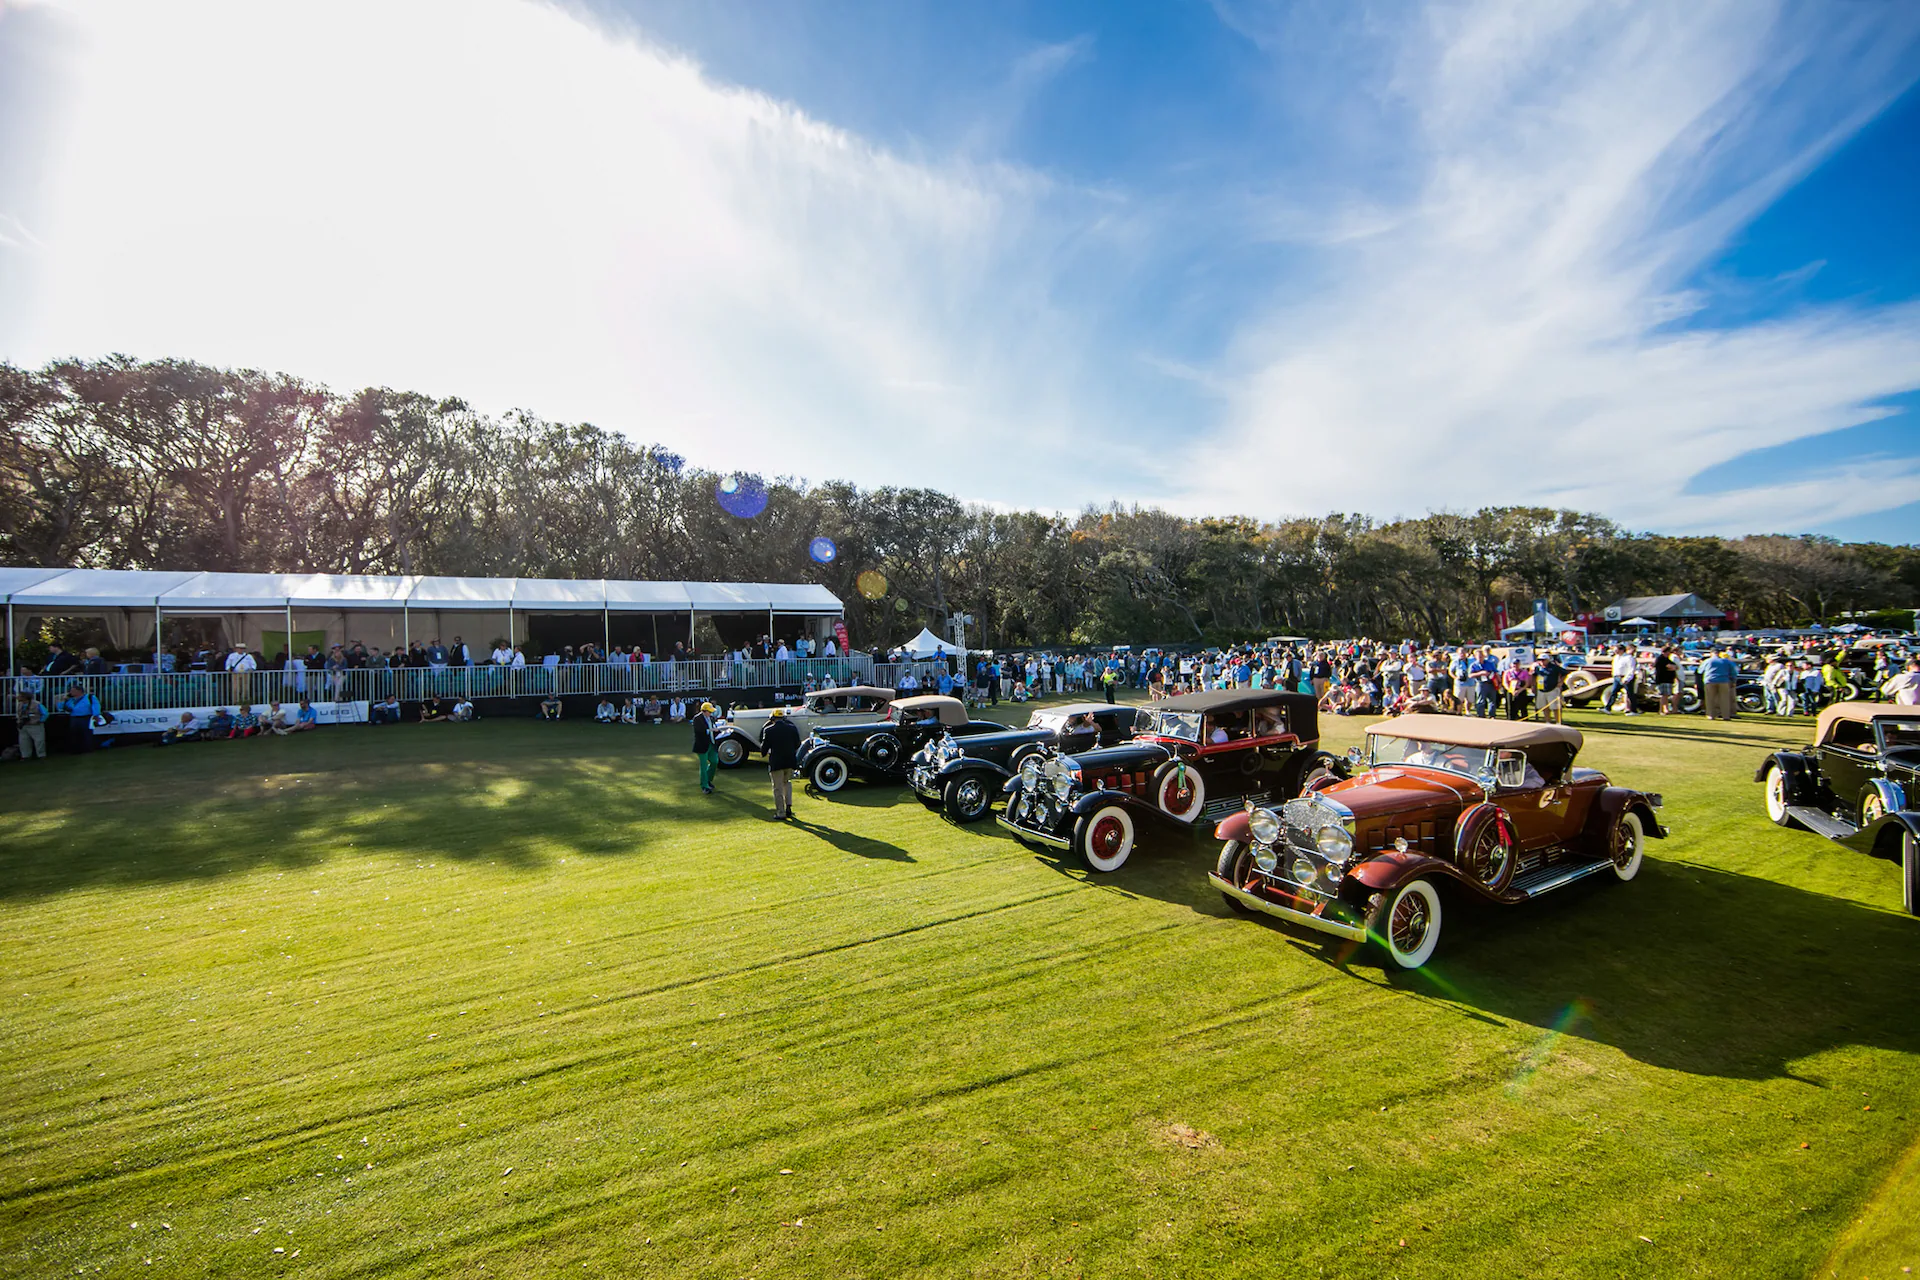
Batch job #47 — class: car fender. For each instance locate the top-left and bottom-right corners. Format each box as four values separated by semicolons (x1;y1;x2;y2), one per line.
1069;788;1181;829
1582;786;1669;852
798;742;860;772
1346;849;1472;895
1866;776;1910;817
712;726;756;753
938;756;1013;784
1214;810;1253;843
1754;750;1816;794
1851;806;1920;859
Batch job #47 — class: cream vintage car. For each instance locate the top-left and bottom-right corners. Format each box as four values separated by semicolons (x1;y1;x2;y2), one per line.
712;685;896;768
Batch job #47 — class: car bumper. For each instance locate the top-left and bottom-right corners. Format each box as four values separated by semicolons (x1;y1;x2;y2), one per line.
908;766;943;799
996;812;1072;849
1208;873;1370;943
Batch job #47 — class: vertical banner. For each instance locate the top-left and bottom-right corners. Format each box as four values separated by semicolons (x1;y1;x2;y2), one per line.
1492;602;1509;637
1532;597;1548;637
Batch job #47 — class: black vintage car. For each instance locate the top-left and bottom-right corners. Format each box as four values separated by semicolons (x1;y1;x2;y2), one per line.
1757;703;1920;914
997;689;1344;872
907;702;1141;823
796;695;1009;793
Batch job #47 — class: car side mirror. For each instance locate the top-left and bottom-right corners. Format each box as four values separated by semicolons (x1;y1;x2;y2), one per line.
1495;749;1527;789
1346;745;1364;767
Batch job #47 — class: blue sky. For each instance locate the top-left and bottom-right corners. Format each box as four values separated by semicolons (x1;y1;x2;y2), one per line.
1;0;1917;543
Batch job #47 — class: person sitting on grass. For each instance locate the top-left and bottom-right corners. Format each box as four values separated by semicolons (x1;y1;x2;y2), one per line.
617;696;636;724
158;710;199;746
449;697;476;722
668;697;687;723
420;696;449;723
230;705;261;738
371;693;401;725
595;697;618;723
643;694;662;722
291;698;319;732
206;707;234;738
539;693;562;721
264;702;292;735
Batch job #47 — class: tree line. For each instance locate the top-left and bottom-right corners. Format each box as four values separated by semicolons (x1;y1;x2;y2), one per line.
3;356;1915;648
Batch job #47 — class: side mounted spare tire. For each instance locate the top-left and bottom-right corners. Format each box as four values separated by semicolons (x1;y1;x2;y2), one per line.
715;736;747;768
864;732;904;772
1153;760;1206;823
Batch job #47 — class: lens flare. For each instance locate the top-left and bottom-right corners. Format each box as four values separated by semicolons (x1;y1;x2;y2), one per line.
808;537;837;565
856;570;889;600
715;474;769;519
1506;998;1592;1096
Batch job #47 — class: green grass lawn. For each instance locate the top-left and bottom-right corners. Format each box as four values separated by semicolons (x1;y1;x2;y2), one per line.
2;696;1916;1278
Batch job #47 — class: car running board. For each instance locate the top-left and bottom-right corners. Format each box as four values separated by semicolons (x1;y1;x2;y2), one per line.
1510;859;1618;899
1785;805;1859;842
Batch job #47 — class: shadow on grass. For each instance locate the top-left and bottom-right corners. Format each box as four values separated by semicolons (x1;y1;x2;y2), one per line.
1222;857;1920;1081
1575;718;1811;751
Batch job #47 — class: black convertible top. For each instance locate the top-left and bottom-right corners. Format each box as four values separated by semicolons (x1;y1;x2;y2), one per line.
1157;689;1318;715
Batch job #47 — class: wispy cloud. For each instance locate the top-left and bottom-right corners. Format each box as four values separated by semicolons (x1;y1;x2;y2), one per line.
1186;0;1920;534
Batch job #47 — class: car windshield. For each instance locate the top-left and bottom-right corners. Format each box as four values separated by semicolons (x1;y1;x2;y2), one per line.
1370;735;1496;779
1030;712;1067;730
1879;720;1920;752
1140;709;1202;742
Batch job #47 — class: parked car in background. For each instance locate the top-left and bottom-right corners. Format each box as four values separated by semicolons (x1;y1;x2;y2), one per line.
908;702;1141;822
998;690;1343;872
796;695;1008;793
712;685;897;767
1756;704;1920;914
1209;714;1665;969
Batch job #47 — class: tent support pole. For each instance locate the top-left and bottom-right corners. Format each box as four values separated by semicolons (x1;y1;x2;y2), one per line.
403;602;410;650
604;605;610;656
6;602;13;681
689;607;695;654
285;603;293;664
155;602;163;667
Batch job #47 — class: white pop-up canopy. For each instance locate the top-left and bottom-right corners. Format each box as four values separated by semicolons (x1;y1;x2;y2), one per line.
900;627;966;659
1501;613;1585;637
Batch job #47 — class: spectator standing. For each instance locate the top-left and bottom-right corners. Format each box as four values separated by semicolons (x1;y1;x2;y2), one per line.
1699;649;1738;720
15;692;47;758
691;701;719;794
60;682;101;752
1653;646;1679;715
1883;659;1920;706
42;643;77;678
1535;654;1566;724
762;706;802;820
1605;646;1639;715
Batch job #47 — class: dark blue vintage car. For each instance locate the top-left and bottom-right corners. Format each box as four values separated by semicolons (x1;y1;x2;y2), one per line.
907;702;1141;822
796;695;1009;793
998;689;1344;872
1757;703;1920;914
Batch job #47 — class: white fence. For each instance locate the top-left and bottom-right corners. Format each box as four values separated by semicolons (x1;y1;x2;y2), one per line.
4;657;876;713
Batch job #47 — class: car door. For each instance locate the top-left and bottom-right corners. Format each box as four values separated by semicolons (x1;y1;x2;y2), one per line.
1818;743;1870;820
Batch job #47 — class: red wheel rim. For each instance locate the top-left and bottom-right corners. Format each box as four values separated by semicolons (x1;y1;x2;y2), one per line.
1092;816;1125;857
1162;777;1195;815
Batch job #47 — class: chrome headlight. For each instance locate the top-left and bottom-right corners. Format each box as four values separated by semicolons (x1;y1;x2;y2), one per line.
1289;854;1317;885
1051;770;1075;798
1314;825;1353;859
1020;757;1041;787
1248;807;1282;845
1254;845;1279;873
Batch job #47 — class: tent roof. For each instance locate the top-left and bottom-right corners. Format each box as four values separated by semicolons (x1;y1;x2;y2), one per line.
0;567;842;614
900;627;964;657
1607;593;1724;619
8;569;206;608
1501;612;1582;636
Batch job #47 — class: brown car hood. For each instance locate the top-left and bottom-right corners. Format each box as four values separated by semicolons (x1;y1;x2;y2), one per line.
1322;767;1478;819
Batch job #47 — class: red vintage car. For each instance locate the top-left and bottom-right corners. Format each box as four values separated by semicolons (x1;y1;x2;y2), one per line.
1208;714;1665;969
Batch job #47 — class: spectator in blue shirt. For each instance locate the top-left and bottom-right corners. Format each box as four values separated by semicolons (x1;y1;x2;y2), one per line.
1700;650;1739;720
59;682;101;753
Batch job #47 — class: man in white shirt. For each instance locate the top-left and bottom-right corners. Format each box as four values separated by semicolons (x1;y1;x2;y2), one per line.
510;647;527;668
1884;660;1920;706
775;642;791;663
1606;646;1639;715
224;643;256;673
491;642;514;665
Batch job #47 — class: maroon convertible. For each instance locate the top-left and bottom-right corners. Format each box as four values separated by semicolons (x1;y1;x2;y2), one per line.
1207;714;1665;969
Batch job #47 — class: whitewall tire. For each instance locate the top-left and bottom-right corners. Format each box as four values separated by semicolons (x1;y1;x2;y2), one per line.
1378;878;1442;970
1075;805;1136;873
811;756;849;793
1610;810;1644;882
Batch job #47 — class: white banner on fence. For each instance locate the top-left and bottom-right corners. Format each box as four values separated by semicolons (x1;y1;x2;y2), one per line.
99;702;371;735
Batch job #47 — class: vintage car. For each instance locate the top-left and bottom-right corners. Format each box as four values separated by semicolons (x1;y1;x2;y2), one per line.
1757;704;1920;913
1208;714;1665;969
997;690;1344;872
795;695;1009;793
1559;652;1710;713
712;685;896;767
907;702;1142;823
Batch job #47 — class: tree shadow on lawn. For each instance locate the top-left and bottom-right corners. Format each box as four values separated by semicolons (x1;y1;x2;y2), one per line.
1576;718;1811;752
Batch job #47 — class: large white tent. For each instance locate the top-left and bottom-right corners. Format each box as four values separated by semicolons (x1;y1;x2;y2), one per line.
2;568;843;669
1501;612;1585;638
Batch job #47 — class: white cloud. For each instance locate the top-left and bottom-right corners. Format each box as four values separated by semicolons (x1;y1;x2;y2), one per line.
3;0;1139;501
1188;0;1920;535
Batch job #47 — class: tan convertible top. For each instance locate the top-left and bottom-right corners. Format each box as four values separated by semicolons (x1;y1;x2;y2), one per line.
1366;713;1583;751
806;685;894;703
891;694;969;727
1815;701;1913;745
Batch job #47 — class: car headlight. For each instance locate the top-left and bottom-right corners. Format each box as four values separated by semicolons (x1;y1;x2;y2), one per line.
1248;808;1282;845
1289;854;1317;885
1254;845;1278;873
1051;771;1074;798
1314;825;1353;859
1020;757;1041;786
